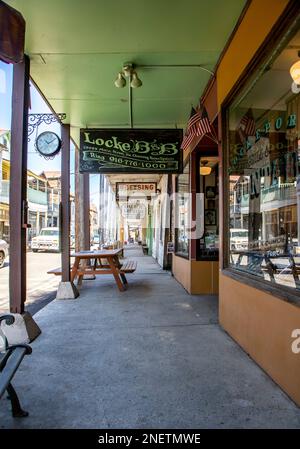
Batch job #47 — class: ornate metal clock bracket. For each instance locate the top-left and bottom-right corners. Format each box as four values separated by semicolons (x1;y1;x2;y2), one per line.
28;113;66;159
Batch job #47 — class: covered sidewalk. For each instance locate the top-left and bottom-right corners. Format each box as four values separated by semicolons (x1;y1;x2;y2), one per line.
1;245;300;429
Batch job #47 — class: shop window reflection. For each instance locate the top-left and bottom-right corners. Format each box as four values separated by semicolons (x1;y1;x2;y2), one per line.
227;27;300;291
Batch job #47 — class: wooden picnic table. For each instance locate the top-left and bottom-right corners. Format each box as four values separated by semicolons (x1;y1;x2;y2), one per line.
70;248;136;292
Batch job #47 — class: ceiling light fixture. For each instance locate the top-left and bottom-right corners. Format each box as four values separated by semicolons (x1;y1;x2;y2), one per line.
114;61;214;129
114;62;142;88
130;71;143;88
200;160;212;176
114;72;126;88
290;51;300;85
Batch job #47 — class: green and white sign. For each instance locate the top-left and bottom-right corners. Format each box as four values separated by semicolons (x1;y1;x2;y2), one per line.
80;128;183;174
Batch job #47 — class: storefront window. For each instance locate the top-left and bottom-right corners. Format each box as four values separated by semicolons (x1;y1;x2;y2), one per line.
175;161;190;257
199;157;219;260
226;24;300;291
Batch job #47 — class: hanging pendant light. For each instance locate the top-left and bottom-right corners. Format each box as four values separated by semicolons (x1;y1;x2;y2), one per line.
114;72;126;88
130;71;143;88
290;51;300;85
114;62;143;89
200;160;212;176
290;60;300;85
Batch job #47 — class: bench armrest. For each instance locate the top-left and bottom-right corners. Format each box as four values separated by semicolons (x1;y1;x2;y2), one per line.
7;344;32;355
0;314;15;351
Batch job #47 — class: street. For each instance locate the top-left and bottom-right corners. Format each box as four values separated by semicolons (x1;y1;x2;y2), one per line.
0;251;61;313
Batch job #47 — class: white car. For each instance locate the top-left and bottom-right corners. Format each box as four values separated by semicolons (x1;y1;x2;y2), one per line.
230;228;248;250
0;239;8;268
0;239;9;268
31;227;60;252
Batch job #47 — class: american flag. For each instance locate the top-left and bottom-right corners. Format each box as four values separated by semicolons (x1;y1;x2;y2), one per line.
181;132;195;151
187;107;202;131
181;107;200;150
181;106;212;150
196;107;212;137
239;110;256;136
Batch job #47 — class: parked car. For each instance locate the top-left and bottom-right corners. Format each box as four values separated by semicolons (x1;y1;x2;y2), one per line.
230;228;248;250
0;239;9;268
93;234;100;245
31;227;60;252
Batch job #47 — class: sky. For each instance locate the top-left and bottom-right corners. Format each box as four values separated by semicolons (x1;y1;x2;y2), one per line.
0;60;99;206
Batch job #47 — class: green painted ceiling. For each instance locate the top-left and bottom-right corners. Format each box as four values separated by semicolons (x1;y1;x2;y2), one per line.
7;0;246;144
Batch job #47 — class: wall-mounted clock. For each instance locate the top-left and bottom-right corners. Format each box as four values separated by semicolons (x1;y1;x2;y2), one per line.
35;131;61;157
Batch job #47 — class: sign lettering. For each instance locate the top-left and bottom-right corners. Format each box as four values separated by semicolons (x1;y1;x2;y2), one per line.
80;129;183;174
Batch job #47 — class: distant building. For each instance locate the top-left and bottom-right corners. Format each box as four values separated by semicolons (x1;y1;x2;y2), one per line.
40;171;61;227
27;170;48;241
90;203;98;238
0;130;9;241
0;131;49;242
41;171;98;240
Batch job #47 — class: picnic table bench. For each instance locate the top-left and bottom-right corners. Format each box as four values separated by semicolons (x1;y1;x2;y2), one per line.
0;315;32;417
48;248;137;292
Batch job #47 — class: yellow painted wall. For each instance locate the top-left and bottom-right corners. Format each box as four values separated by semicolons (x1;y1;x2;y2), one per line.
217;0;289;106
191;260;219;294
173;255;219;295
172;255;191;292
220;274;300;405
217;0;300;405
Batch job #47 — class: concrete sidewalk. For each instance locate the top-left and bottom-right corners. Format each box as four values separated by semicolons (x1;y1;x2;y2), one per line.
1;245;300;428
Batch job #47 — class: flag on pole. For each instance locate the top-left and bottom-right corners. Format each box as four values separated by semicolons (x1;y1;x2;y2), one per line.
196;106;212;137
181;106;212;150
181;107;201;150
181;131;195;150
187;107;202;131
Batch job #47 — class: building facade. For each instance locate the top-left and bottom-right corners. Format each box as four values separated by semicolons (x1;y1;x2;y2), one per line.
0;139;48;243
0;130;9;241
171;0;300;406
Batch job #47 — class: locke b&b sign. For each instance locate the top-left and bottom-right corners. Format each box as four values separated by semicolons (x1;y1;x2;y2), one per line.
79;128;183;174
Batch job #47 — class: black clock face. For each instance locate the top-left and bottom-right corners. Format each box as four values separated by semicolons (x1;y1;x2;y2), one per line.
36;131;61;157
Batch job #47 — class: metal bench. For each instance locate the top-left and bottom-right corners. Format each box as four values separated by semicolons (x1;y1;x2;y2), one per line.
0;315;32;417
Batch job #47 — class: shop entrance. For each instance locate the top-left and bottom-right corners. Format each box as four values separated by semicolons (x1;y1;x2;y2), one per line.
198;155;219;261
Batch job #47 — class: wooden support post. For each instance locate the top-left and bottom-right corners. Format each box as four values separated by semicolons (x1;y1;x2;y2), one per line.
74;145;81;252
75;147;90;251
99;174;105;246
61;124;71;282
57;124;79;299
9;55;30;313
83;173;90;250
